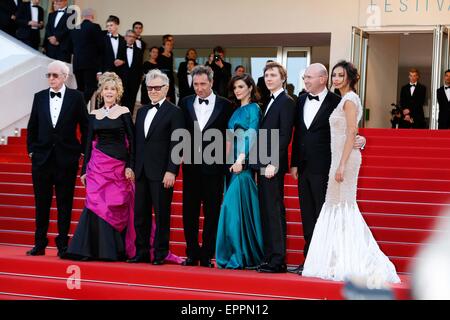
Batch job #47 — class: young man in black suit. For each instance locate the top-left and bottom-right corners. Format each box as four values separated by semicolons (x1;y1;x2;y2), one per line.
438;69;450;129
128;69;184;265
177;58;196;100
44;0;73;63
0;0;22;36
69;8;104;103
100;15;126;81
121;29;143;117
252;62;296;273
26;60;89;257
132;21;146;54
178;65;233;268
399;68;427;129
15;0;44;50
289;63;366;275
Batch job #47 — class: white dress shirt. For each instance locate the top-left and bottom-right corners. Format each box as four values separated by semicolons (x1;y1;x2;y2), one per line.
49;85;66;128
144;98;165;137
187;73;193;88
126;46;134;67
264;87;284;116
30;3;39;29
194;92;216;131
54;7;66;28
445;85;450;102
303;88;328;129
135;39;142;49
410;82;417;96
109;34;119;59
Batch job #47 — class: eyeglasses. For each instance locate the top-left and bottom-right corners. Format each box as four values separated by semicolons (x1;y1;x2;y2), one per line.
45;73;65;79
147;85;167;91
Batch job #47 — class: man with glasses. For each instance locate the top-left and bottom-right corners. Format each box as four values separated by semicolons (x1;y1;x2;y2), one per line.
127;69;184;265
26;60;88;257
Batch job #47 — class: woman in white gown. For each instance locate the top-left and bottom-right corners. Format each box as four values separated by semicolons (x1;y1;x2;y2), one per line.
302;61;401;286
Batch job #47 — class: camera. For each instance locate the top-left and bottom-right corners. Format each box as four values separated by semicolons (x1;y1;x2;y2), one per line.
214;52;222;62
390;103;401;116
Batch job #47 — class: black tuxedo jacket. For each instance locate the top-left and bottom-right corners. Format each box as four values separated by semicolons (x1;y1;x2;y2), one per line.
400;83;427;127
15;2;44;40
177;71;195;100
44;8;73;62
207;61;232;98
252;91;296;174
438;86;450;129
101;32;127;79
70;20;104;71
123;45;143;88
26;87;89;168
0;0;22;33
134;100;185;181
179;94;233;175
291;91;342;175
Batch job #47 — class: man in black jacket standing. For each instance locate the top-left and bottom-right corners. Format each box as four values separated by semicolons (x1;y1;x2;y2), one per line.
127;69;184;265
15;0;44;50
70;8;103;103
438;69;450;129
399;68;427;129
44;0;73;63
26;60;88;257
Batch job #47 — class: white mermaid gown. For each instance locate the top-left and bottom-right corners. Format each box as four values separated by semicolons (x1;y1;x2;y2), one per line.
302;91;401;286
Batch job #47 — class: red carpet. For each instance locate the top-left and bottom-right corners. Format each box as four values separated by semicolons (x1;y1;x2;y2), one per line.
1;128;450;299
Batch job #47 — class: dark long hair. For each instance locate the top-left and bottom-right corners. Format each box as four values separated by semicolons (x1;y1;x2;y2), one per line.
228;74;260;107
331;60;360;92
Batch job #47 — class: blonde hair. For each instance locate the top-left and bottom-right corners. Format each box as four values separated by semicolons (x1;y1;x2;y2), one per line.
97;72;124;104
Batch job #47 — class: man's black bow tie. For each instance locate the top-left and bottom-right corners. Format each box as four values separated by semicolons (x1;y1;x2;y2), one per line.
110;35;118;40
127;45;133;49
150;103;160;109
199;98;209;105
445;86;450;90
308;94;319;101
270;94;275;100
50;91;61;99
32;5;39;8
410;84;416;87
57;9;65;12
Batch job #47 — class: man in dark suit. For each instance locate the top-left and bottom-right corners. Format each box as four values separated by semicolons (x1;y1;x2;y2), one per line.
206;46;232;98
256;60;274;107
15;0;44;50
121;29;143;117
132;21;146;55
100;15;126;81
0;0;22;36
438;69;450;129
26;60;88;257
399;68;427;129
289;63;366;275
178;65;233;268
69;8;104;103
44;0;73;63
177;58;196;100
127;69;184;265
251;62;296;273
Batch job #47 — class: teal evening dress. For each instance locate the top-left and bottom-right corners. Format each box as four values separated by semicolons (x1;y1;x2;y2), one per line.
215;102;264;269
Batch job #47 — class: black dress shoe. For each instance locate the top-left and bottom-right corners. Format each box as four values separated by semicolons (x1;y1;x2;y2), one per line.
257;263;287;273
152;259;164;265
287;264;304;275
181;257;199;266
26;247;45;256
200;259;214;268
57;247;68;258
126;255;150;263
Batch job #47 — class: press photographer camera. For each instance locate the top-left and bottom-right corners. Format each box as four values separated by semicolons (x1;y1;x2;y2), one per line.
390;103;414;129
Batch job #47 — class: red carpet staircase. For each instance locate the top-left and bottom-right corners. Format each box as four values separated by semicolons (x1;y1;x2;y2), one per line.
1;128;450;299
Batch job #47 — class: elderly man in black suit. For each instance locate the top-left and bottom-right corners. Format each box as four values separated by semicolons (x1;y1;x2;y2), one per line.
15;0;44;50
44;0;73;63
438;69;450;129
178;65;233;268
121;29;143;117
69;8;104;103
399;68;427;129
26;60;89;257
127;69;184;265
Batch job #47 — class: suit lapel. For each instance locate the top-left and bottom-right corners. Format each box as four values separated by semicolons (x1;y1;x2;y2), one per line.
146;100;170;139
203;99;223;131
55;89;71;129
298;95;308;131
308;91;333;131
186;96;198;122
262;92;284;123
44;90;52;127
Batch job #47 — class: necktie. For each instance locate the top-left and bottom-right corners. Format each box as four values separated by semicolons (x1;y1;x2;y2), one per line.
150;103;160;109
308;94;319;101
270;94;275;101
199;98;209;105
110;35;118;40
50;91;61;99
445;86;450;90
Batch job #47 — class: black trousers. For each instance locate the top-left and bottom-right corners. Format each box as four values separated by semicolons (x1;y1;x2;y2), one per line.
31;152;78;250
298;170;328;258
258;172;286;267
74;68;98;104
182;170;224;261
18;30;40;50
134;174;173;261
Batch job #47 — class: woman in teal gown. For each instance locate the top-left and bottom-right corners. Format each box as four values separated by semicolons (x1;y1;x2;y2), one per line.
215;74;264;269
